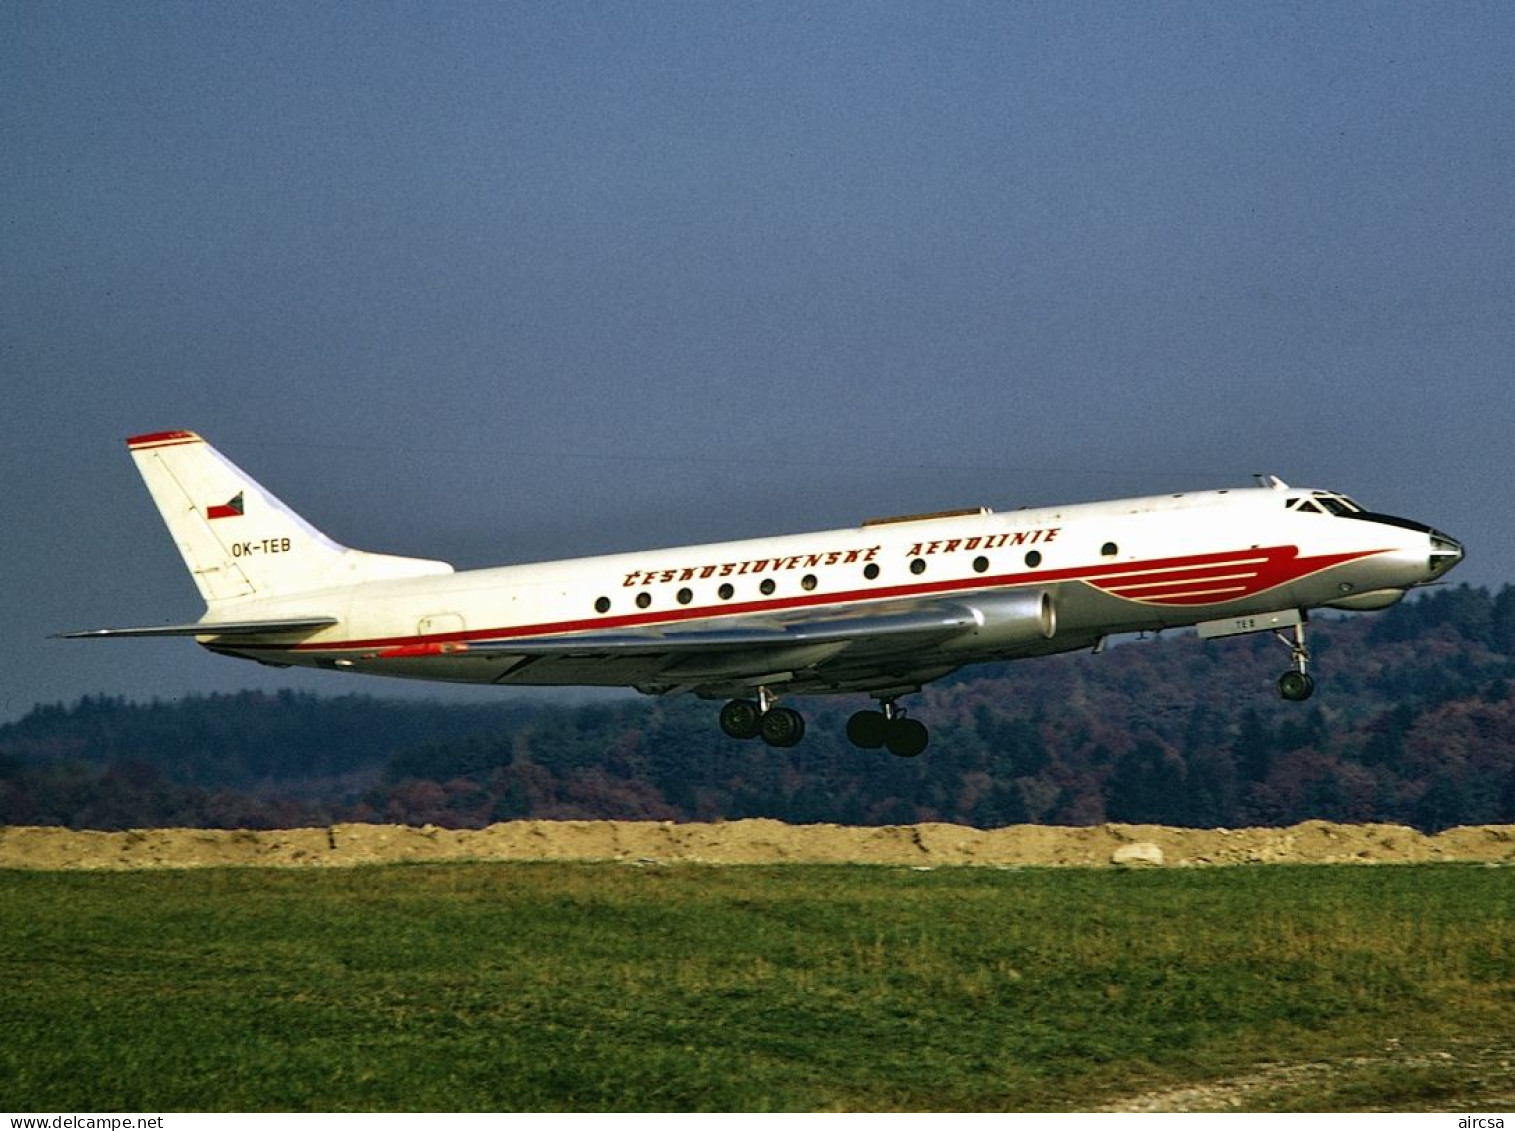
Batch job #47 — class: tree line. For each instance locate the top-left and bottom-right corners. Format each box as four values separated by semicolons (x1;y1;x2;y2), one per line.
4;583;1514;832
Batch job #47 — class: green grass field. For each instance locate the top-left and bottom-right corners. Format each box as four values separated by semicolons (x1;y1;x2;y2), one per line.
1;862;1512;1111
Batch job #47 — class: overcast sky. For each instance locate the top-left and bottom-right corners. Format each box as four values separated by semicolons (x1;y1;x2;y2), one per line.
4;1;1513;721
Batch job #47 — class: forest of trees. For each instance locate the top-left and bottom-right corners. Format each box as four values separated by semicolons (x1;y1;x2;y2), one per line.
4;584;1515;833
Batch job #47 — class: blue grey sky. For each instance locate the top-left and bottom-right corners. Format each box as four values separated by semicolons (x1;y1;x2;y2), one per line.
4;1;1513;720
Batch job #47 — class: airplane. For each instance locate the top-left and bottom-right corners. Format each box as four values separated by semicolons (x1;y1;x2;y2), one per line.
63;431;1465;758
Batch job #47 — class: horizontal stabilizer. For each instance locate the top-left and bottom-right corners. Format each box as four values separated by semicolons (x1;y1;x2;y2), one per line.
58;616;339;639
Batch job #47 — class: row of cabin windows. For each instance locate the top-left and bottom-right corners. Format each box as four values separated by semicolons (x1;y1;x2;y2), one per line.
590;542;1121;615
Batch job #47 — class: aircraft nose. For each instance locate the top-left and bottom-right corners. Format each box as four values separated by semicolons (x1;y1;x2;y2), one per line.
1427;532;1464;578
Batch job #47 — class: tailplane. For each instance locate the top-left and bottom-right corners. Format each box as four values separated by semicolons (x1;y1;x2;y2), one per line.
123;431;453;607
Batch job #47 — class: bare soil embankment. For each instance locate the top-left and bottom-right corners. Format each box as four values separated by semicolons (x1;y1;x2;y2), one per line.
2;818;1514;870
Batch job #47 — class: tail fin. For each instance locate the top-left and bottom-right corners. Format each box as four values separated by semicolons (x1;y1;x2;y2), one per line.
125;431;453;607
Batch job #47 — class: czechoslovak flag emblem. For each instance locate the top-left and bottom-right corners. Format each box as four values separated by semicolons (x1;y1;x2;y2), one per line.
207;492;244;520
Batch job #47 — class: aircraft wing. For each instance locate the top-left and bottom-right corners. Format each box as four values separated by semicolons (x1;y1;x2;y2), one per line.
471;604;980;658
57;616;340;639
468;602;989;696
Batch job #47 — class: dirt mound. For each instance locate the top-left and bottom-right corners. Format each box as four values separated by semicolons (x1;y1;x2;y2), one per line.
2;819;1514;870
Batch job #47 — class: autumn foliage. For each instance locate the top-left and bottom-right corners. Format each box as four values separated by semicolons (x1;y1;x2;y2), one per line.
5;584;1514;832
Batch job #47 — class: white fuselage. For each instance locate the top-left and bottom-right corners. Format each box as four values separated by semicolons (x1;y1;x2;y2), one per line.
208;482;1461;697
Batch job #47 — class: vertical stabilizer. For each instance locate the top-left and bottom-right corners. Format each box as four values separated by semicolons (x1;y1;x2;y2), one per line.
125;431;452;607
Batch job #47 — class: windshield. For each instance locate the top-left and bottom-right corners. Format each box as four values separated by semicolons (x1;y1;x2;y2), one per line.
1286;492;1366;516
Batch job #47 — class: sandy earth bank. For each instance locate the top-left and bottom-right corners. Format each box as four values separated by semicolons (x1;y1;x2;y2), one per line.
1;818;1513;870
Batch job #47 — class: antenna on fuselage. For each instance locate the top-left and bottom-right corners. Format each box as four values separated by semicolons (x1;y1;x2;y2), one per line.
1253;474;1290;490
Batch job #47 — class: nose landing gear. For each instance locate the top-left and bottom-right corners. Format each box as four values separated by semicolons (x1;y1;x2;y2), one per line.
1275;621;1316;702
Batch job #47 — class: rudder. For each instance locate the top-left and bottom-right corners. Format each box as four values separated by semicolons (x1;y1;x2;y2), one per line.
125;431;451;607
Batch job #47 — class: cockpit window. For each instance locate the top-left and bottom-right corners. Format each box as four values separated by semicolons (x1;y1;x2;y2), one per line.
1286;493;1364;516
1313;492;1363;516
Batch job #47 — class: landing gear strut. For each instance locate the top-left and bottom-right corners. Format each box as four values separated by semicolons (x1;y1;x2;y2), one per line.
846;697;930;758
719;688;805;748
1275;621;1315;702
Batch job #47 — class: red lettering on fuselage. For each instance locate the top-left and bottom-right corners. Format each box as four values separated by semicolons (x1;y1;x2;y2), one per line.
908;528;1060;556
617;543;884;589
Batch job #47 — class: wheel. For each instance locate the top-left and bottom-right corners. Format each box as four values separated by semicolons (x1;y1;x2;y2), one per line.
719;698;762;740
885;717;929;758
759;706;805;748
846;709;889;749
1278;670;1315;702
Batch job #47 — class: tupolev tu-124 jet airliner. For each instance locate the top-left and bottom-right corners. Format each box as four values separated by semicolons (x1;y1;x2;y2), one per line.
64;431;1465;758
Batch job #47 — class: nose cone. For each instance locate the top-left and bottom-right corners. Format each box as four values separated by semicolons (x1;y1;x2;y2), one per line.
1427;531;1465;580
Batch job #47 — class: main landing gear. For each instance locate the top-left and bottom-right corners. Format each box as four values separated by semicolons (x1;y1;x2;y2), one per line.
718;689;930;757
718;689;805;749
845;698;929;758
1275;621;1315;702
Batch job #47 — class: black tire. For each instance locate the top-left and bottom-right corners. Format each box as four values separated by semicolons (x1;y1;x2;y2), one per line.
885;717;929;758
759;706;805;748
846;709;889;749
1278;670;1315;702
719;698;762;740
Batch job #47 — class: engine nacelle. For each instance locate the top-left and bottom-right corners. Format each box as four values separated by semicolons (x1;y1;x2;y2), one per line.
944;590;1057;651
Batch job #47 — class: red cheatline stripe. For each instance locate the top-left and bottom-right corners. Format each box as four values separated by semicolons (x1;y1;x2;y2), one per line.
1096;571;1267;603
261;545;1384;655
1086;552;1278;605
1091;556;1272;584
1085;547;1380;606
1101;570;1261;594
